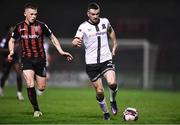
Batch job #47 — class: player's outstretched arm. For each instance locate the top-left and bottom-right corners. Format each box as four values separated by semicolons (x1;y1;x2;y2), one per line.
8;37;16;62
72;37;82;47
50;34;73;61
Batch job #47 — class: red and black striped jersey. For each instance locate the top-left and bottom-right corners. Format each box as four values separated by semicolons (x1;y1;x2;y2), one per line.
12;20;52;59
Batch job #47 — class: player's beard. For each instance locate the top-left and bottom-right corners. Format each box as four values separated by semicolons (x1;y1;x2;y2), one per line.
90;18;100;25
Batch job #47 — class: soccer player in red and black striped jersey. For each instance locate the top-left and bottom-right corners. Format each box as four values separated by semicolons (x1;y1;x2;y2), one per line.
7;3;73;117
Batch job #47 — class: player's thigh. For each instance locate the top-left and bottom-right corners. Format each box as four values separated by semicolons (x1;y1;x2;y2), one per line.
35;75;46;89
103;70;116;85
23;70;35;87
92;78;104;93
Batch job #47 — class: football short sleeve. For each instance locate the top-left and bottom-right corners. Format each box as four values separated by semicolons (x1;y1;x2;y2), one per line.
75;25;84;39
11;26;20;40
106;18;113;33
43;23;52;37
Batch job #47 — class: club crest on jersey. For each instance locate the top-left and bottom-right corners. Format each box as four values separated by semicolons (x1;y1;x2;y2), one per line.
102;24;106;29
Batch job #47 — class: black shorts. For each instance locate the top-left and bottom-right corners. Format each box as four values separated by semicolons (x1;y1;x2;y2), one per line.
22;57;46;77
86;60;115;82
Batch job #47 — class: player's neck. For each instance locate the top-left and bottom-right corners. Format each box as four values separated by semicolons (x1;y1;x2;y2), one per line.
25;20;35;25
88;19;100;25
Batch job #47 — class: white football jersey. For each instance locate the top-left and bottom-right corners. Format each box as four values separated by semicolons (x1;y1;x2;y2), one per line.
75;18;112;64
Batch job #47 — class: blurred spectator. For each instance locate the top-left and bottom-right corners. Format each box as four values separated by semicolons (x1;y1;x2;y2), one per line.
0;25;24;100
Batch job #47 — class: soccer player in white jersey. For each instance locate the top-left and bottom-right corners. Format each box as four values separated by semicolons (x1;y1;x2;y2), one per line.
72;2;118;120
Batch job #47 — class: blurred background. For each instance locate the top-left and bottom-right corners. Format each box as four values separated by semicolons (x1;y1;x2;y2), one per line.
0;0;180;90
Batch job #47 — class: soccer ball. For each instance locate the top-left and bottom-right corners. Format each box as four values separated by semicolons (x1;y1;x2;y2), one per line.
123;107;138;121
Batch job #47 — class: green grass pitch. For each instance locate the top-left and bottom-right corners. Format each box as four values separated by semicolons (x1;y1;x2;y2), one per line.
0;87;180;124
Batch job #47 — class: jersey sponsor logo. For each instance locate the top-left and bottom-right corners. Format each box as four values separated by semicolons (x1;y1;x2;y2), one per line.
20;28;26;31
96;31;106;36
88;31;107;37
21;34;39;39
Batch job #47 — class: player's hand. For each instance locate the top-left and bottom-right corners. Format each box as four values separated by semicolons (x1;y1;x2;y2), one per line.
61;52;73;61
72;38;82;47
7;51;14;62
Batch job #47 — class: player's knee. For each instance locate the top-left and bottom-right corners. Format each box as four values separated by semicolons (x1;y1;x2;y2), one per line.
27;82;35;88
37;84;46;90
96;92;104;102
109;84;118;92
26;79;35;88
107;80;116;85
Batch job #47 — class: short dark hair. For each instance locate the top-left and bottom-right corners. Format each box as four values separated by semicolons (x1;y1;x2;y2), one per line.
24;2;37;10
88;2;100;10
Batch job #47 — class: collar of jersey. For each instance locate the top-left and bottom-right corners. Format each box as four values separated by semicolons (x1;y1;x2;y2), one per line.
24;20;36;26
87;19;100;26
